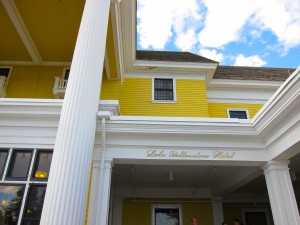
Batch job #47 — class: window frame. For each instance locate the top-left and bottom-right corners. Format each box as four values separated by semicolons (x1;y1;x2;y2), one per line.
242;208;271;225
0;148;52;225
151;204;182;225
227;108;250;119
152;77;177;103
0;66;13;91
62;67;70;80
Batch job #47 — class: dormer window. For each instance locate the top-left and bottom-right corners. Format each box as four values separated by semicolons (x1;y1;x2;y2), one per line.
153;78;176;101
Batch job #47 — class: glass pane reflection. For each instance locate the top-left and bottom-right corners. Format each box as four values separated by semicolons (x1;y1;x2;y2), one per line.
7;151;32;179
33;152;52;180
22;186;46;225
0;185;25;225
155;208;179;225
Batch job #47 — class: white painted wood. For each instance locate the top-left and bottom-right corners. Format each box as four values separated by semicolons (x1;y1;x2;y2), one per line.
262;161;300;225
212;198;224;225
96;160;113;225
39;0;111;224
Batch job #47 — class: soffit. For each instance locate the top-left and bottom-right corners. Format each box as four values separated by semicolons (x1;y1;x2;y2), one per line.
14;0;84;62
0;3;31;61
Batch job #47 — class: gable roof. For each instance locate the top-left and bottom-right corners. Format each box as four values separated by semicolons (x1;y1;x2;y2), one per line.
213;65;295;81
136;50;218;63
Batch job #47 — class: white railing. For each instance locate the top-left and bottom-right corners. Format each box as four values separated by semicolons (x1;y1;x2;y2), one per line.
0;76;7;97
53;77;68;98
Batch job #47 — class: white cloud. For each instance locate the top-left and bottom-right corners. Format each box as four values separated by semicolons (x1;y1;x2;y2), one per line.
175;29;197;51
137;0;202;50
234;54;267;67
198;0;300;51
199;49;223;62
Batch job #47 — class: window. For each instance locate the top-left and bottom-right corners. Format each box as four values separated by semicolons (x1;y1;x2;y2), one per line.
153;78;175;101
0;148;53;225
152;205;182;225
242;208;271;225
63;68;70;80
228;109;249;119
0;67;12;97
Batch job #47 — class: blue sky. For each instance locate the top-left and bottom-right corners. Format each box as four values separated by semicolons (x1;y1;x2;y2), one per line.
136;0;300;68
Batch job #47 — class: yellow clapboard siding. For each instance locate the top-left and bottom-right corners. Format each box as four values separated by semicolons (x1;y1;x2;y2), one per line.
208;103;264;118
120;78;209;117
100;78;122;101
6;66;63;98
122;198;214;225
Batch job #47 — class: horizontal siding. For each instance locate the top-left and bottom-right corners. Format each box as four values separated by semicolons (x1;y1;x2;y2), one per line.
6;66;63;98
100;78;121;101
121;78;209;117
122;198;214;225
208;103;264;118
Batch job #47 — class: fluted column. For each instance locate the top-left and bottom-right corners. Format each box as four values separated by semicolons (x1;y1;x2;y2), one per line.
262;161;300;225
40;0;113;224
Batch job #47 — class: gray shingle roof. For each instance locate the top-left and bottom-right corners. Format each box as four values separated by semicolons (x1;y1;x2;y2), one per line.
214;66;295;81
136;50;218;63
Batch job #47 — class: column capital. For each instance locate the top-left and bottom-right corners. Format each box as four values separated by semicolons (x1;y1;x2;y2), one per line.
111;0;121;3
262;160;290;173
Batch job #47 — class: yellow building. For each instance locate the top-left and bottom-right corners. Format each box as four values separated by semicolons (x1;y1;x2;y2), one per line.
0;1;300;225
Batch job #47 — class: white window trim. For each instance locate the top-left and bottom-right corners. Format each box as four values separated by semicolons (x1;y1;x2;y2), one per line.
227;108;250;119
152;204;183;225
242;208;271;225
0;148;51;225
152;77;177;103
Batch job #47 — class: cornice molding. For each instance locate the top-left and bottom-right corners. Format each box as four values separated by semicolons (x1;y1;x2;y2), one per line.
124;69;207;79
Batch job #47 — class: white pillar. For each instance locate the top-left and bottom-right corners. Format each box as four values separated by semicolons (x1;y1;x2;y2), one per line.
40;0;113;224
112;195;124;225
96;159;113;225
262;161;300;225
212;197;224;225
87;160;102;225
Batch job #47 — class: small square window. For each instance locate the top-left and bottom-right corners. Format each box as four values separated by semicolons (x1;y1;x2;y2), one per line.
154;78;174;101
155;208;179;225
32;151;53;180
7;150;32;179
228;109;249;119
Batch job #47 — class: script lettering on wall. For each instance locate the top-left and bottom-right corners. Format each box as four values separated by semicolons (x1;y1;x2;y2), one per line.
146;150;235;159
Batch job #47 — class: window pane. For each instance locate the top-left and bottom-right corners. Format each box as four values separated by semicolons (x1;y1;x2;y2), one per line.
155;208;179;225
0;150;8;177
32;152;52;180
22;186;46;225
0;185;25;225
7;151;32;179
154;79;174;101
229;110;248;119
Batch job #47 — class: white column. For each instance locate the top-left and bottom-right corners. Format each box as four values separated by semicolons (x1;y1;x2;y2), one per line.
96;159;113;225
112;195;124;225
40;0;114;224
212;197;224;225
262;161;300;225
87;160;102;225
